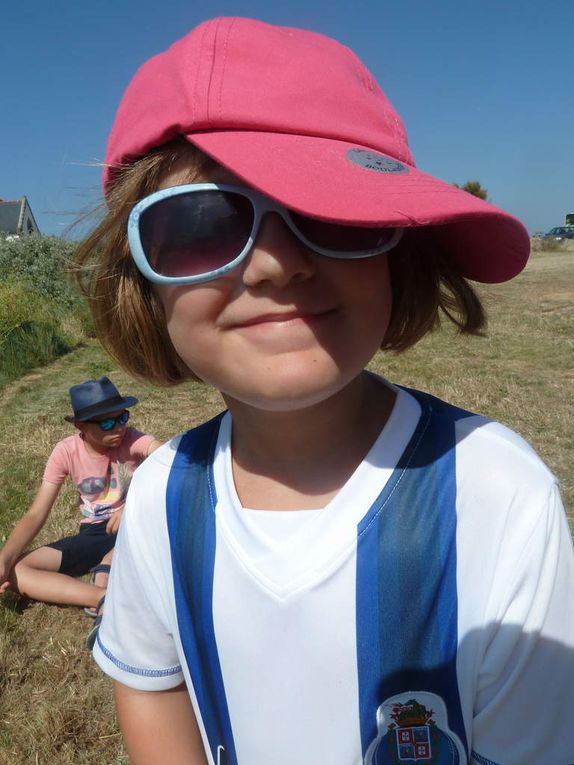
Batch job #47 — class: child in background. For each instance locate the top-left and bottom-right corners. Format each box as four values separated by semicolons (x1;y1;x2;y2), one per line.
77;17;574;765
0;376;160;626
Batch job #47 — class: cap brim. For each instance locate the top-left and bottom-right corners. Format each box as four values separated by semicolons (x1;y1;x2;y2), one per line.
187;131;530;283
64;396;139;422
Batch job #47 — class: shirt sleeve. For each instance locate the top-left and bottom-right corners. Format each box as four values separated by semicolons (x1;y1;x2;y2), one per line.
470;483;574;765
42;440;70;485
124;428;157;461
92;460;184;691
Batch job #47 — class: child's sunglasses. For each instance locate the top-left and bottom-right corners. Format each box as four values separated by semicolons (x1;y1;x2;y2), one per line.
87;410;130;432
127;183;404;286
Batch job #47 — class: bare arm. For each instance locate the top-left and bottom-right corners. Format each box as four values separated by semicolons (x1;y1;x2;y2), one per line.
0;480;61;591
106;508;123;535
114;681;208;765
147;438;163;456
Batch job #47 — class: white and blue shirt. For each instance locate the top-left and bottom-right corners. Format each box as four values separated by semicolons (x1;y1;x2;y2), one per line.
93;385;574;765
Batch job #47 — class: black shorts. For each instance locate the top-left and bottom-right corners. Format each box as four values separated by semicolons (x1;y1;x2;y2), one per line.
47;521;117;577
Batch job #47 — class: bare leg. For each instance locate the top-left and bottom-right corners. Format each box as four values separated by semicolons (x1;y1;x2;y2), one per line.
10;547;105;609
85;551;112;647
91;548;114;589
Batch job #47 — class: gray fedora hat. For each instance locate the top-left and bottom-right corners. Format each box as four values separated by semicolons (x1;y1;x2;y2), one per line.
64;376;138;422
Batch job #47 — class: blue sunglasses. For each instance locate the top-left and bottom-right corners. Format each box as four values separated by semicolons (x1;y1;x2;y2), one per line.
127;183;403;286
87;410;130;432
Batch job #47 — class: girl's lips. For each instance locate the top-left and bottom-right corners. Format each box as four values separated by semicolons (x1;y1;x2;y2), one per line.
232;308;336;328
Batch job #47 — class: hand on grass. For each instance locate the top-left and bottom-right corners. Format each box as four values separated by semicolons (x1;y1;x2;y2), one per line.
106;510;123;535
0;555;13;593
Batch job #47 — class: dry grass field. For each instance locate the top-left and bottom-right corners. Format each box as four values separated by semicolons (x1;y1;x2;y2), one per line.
0;248;572;764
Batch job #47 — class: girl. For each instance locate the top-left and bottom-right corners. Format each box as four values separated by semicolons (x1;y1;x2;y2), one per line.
78;17;573;765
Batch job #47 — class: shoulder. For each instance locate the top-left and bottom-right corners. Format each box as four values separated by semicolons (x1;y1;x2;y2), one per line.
121;426;150;446
120;429;206;539
456;414;553;478
129;414;226;497
43;433;84;481
405;386;556;490
452;410;556;507
410;394;565;602
128;415;215;478
404;394;572;644
136;433;185;474
402;387;559;555
46;433;80;461
454;413;558;546
120;427;157;456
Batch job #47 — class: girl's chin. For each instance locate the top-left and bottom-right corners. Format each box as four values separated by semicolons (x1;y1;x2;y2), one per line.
220;370;362;414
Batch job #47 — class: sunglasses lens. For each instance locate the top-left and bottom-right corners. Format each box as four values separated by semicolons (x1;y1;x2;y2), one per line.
95;411;129;431
290;212;398;254
139;191;254;278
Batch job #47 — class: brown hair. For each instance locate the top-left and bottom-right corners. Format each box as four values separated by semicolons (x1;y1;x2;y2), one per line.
73;138;486;386
384;228;486;352
74;139;215;385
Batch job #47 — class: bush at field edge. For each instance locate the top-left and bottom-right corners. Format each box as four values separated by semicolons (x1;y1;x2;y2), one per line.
0;234;93;385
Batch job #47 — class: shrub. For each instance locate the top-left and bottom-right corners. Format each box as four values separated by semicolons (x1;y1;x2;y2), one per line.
0;280;50;334
453;180;488;200
0;281;78;386
0;234;83;310
0;320;73;387
0;234;95;386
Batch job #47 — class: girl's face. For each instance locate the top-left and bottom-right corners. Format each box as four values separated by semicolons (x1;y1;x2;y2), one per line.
154;160;393;413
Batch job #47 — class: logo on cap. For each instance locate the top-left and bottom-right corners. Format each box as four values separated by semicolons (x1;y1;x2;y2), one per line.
347;149;408;174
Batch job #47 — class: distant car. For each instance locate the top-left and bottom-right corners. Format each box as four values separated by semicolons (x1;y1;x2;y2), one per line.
543;226;574;240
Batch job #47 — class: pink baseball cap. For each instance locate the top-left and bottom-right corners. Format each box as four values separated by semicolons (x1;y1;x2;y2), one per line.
105;17;530;283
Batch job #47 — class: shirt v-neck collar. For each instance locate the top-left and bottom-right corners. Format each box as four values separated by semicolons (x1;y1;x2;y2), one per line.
212;383;421;598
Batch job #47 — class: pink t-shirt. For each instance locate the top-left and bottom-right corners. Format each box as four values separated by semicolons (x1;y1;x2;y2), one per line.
43;428;155;524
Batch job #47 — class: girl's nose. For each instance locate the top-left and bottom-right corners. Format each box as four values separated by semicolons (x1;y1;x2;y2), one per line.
241;213;316;288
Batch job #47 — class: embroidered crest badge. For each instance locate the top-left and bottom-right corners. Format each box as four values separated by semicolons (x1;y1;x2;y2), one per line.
364;692;467;764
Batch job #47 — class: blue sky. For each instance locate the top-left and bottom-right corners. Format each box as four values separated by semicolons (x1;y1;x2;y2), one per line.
1;0;572;236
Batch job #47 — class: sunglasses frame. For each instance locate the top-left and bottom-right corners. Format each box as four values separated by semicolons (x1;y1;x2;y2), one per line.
87;410;130;432
127;183;404;286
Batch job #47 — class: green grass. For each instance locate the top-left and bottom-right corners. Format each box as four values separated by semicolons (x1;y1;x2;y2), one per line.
371;250;574;517
0;249;572;763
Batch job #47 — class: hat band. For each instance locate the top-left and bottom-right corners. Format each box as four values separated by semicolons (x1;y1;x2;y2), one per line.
73;395;127;420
